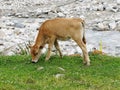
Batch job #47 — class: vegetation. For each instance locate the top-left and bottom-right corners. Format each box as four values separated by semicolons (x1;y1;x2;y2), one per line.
0;54;120;90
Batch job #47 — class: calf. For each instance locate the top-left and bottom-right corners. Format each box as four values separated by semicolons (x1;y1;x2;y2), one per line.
30;18;90;66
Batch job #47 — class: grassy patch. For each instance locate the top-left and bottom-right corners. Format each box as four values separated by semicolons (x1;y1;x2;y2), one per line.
0;54;120;90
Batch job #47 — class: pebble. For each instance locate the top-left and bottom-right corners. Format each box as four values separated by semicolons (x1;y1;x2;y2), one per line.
55;74;64;79
37;66;44;71
58;67;65;71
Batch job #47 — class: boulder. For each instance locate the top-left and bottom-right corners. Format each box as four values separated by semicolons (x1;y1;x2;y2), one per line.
93;22;109;31
116;21;120;31
14;23;25;28
93;4;105;11
111;6;119;12
117;0;120;5
0;30;6;38
108;21;117;30
106;4;119;12
57;12;65;17
0;45;4;53
13;28;25;35
6;20;14;26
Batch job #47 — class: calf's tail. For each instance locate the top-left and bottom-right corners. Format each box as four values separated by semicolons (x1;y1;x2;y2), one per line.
81;20;86;44
82;35;86;44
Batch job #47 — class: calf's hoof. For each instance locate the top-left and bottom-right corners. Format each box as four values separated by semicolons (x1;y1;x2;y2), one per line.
45;57;50;61
83;62;90;66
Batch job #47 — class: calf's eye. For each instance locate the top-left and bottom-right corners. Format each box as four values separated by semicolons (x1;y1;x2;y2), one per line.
40;46;43;49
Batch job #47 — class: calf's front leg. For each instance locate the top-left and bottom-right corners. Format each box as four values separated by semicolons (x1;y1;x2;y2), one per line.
45;36;56;61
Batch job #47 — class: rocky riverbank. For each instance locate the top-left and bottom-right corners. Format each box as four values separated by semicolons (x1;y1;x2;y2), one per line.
0;0;120;56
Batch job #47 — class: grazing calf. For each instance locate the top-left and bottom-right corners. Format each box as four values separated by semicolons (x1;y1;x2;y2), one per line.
30;18;90;66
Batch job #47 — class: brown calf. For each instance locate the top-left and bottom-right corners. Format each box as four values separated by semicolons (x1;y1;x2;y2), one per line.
30;18;90;66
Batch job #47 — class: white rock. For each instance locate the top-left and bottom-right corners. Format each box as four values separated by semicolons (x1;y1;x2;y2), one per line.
37;67;44;71
14;28;25;35
116;21;120;31
0;22;6;28
108;21;117;30
48;12;57;18
22;13;29;18
97;23;105;29
6;21;14;26
50;5;58;13
27;22;39;30
42;47;47;54
55;74;64;79
0;30;6;38
4;42;15;48
15;13;22;17
0;46;4;52
102;21;110;30
5;51;15;56
111;7;119;12
75;46;82;53
80;15;85;20
93;4;104;11
117;0;120;4
57;12;65;17
58;67;65;71
1;42;16;55
93;21;110;31
106;4;118;12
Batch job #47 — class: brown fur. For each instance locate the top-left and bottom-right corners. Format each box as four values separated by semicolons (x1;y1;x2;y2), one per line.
30;18;90;65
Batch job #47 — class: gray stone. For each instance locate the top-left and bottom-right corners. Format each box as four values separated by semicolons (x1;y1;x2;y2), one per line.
14;23;25;28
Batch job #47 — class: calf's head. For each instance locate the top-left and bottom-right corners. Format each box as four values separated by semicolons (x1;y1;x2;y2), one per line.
30;45;43;63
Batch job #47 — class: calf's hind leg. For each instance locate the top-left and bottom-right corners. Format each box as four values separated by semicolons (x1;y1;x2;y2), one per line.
73;37;90;66
54;39;63;58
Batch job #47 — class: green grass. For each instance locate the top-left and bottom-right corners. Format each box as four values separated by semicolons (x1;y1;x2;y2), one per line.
0;54;120;90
